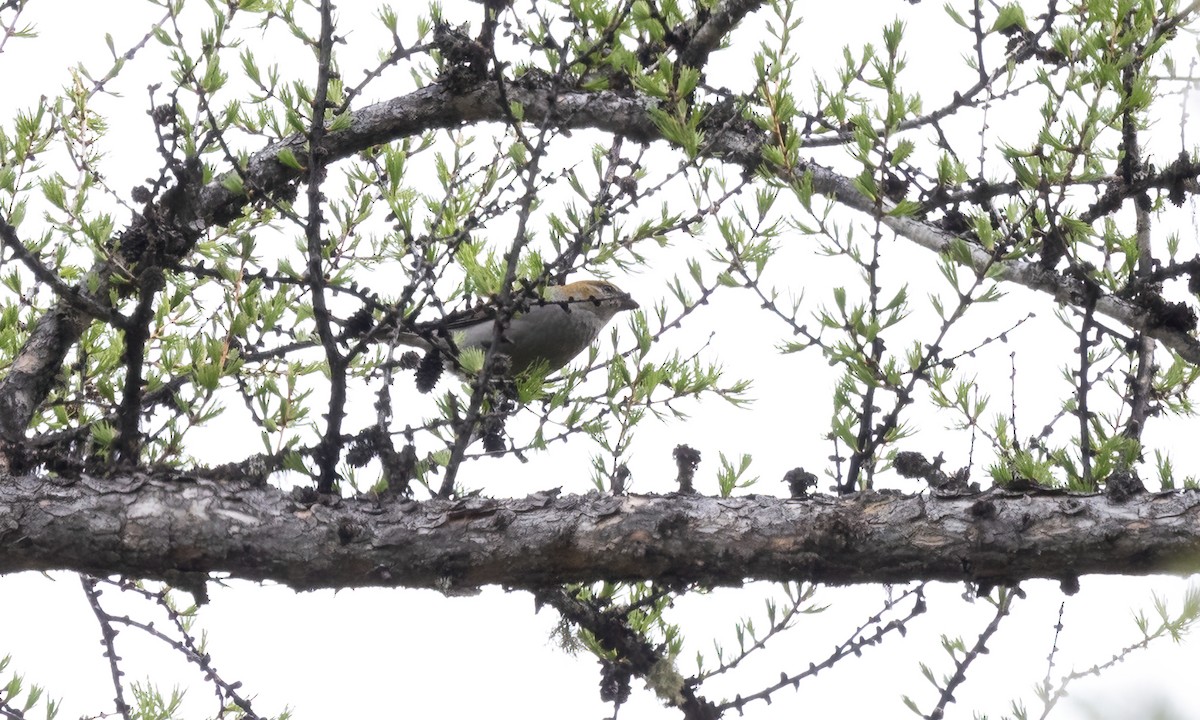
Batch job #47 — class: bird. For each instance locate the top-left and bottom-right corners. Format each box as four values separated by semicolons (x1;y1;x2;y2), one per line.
394;279;639;378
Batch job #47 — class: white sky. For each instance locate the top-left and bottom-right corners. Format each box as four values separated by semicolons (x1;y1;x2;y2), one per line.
0;0;1198;718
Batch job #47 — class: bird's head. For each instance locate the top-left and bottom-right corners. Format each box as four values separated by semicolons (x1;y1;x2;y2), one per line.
548;279;640;313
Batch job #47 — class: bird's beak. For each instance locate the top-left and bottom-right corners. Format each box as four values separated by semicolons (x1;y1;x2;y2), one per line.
620;295;640;311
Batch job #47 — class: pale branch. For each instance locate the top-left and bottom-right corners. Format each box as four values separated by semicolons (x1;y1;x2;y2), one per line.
775;167;1200;364
1;472;1198;590
3;69;1199;453
675;0;764;69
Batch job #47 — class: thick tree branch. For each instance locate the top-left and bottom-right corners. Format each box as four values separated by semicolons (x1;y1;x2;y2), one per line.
1;472;1197;590
675;0;763;69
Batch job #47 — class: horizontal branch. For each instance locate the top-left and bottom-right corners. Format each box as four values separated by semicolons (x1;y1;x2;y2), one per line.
2;472;1197;590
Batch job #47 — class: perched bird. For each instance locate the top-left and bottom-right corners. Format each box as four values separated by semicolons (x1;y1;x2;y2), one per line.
396;279;639;377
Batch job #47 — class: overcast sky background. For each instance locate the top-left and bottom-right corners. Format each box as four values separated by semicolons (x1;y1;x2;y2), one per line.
1;0;1198;718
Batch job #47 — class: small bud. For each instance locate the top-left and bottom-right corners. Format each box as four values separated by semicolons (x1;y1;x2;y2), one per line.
673;444;701;494
782;468;817;499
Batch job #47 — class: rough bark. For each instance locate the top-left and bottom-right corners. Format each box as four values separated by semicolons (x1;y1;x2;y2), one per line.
2;471;1196;591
